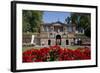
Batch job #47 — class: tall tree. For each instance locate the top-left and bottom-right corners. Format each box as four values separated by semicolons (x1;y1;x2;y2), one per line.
22;10;43;33
79;13;91;37
65;16;71;24
66;13;91;37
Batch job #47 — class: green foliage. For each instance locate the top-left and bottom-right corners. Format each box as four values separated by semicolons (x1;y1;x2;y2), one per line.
66;13;91;37
65;16;71;24
22;10;43;33
71;13;78;25
79;14;91;37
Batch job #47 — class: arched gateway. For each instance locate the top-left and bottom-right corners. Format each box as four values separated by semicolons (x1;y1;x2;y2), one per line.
56;35;61;45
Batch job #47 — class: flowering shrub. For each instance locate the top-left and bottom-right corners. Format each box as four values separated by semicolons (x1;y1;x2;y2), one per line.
23;45;91;63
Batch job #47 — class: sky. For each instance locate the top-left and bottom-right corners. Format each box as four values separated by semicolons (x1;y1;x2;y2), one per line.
43;11;71;23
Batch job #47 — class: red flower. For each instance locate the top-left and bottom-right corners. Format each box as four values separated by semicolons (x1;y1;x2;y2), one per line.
34;59;43;62
22;45;91;62
23;56;33;62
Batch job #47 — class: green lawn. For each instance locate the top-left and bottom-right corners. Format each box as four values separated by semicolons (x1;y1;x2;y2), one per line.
22;45;86;52
67;46;83;50
22;46;41;52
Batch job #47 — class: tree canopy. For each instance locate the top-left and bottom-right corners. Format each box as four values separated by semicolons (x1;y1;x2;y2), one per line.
22;10;43;33
65;13;91;37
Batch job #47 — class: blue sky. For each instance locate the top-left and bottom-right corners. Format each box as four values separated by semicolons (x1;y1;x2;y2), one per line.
43;11;71;23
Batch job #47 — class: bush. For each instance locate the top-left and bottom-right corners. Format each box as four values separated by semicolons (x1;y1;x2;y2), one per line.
22;45;91;63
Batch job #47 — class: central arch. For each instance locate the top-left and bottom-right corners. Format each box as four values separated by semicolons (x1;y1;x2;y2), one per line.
56;35;61;45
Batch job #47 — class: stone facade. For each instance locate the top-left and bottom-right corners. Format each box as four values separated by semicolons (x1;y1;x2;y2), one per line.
38;21;84;46
23;21;85;46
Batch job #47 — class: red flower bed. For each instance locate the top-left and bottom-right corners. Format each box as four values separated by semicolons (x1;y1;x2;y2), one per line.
23;45;91;63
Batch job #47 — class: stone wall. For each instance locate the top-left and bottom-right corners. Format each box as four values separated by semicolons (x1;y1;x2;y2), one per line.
22;34;31;43
22;32;90;46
